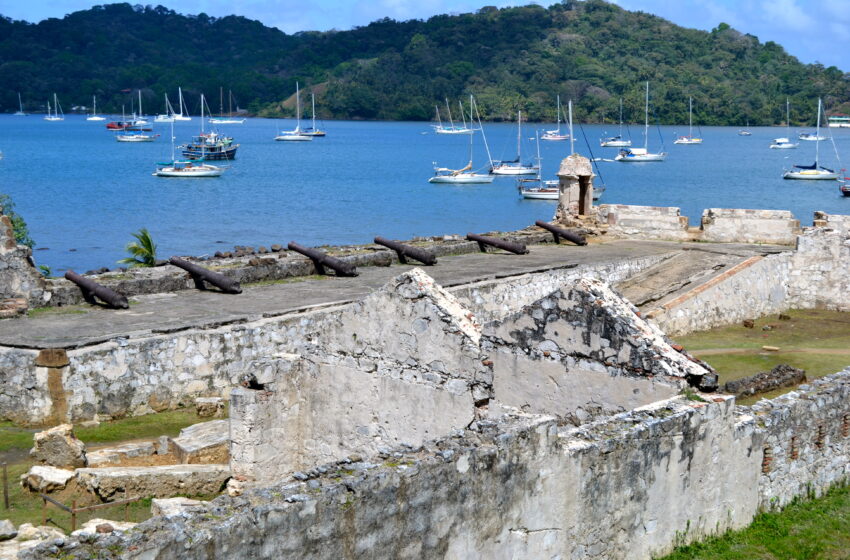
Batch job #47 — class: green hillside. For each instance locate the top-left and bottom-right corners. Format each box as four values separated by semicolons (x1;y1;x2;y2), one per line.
0;1;847;125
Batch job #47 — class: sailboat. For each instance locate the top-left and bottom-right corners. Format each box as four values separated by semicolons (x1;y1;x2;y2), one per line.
275;83;312;141
173;88;192;121
155;94;176;123
600;98;631;147
615;82;666;162
209;88;246;124
429;97;493;184
433;98;472;135
155;119;224;178
300;93;326;137
541;95;569;141
673;97;702;144
738;119;752;136
43;94;64;121
518;131;556;199
86;96;106;121
783;98;839;180
770;99;798;149
13;93;27;116
132;90;150;125
490;110;539;175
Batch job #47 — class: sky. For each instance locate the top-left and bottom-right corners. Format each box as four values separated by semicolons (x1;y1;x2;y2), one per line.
0;0;847;70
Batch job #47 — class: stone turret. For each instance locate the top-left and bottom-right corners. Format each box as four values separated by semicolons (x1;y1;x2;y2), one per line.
0;209;45;314
554;153;595;225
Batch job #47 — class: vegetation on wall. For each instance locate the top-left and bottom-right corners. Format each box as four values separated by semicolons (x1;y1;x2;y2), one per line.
0;1;847;125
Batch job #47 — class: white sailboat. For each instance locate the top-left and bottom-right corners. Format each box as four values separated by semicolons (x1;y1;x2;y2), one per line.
673;97;702;144
799;132;826;142
155;94;176;123
770;99;798;149
209;88;245;124
541;95;569;141
430;96;494;184
433;98;472;135
299;93;326;137
490;110;539;175
13;93;27;116
783;98;839;180
738;119;752;136
615;82;665;162
518;131;556;198
600;98;631;147
275;83;312;141
86;95;106;121
133;90;149;125
43;94;64;121
173;87;192;121
156;101;224;177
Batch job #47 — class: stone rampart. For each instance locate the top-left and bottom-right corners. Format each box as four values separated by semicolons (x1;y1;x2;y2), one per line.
701;208;801;244
596;204;693;241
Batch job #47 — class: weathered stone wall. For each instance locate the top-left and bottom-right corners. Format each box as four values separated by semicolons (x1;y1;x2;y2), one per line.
787;227;850;311
0;212;45;307
596;204;693;241
25;370;850;560
701;208;801;245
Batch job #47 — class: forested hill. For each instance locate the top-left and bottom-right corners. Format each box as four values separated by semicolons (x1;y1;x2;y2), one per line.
1;1;848;125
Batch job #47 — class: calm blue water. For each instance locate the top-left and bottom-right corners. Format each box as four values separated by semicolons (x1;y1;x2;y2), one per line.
0;115;848;273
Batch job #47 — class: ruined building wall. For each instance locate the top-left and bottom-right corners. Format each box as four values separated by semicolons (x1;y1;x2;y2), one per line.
0;211;45;307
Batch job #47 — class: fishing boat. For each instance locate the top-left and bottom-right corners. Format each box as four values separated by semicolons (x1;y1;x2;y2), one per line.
600;98;631;147
770;99;798;149
541;95;569;141
300;93;326;137
43;94;64;121
86;96;106;121
490;110;538;175
13;93;27;116
673;97;702;144
154;93;176;123
783;99;839;180
615;83;666;162
209;88;245;124
430;96;494;184
433;98;472;135
182;94;239;159
155;121;224;177
275;83;313;141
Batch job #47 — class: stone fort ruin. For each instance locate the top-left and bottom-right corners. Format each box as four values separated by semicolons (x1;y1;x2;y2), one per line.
1;154;849;559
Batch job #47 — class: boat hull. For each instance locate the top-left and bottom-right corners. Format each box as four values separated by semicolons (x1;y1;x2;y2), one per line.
274;135;313;142
429;174;494;184
490;166;538;175
116;135;156;142
520;189;558;199
783;170;839;180
615;153;666;162
182;145;238;159
674;138;702;145
600;140;631;147
155;168;223;178
434;128;473;135
209;119;246;124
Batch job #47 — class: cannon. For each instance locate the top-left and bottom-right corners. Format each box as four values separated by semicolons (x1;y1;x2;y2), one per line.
169;257;242;294
534;220;587;246
374;236;437;266
64;270;129;309
287;242;358;277
466;233;528;255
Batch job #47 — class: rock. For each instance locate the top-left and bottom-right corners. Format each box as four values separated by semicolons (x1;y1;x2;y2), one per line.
0;519;16;541
70;519;136;538
156;435;170;455
15;523;64;542
78;420;100;429
778;313;791;320
742;319;755;328
30;424;87;468
172;420;229;464
723;364;806;397
75;464;230;501
86;442;156;466
258;246;269;254
195;397;224;419
151;497;209;517
21;465;76;493
270;244;283;252
226;478;246;497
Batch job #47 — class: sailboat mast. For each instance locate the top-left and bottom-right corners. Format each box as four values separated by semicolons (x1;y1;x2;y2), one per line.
18;93;23;113
295;83;301;131
472;96;493;167
312;93;317;130
816;98;821;167
219;87;224;117
201;93;205;134
689;97;693;137
556;95;562;131
517;110;522;160
138;90;143;118
435;106;442;128
786;98;790;134
568;99;575;155
446;98;455;129
644;82;650;150
229;90;233;117
459;100;467;130
618;98;623;137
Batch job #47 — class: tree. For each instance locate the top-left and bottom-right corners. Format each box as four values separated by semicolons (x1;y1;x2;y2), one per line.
118;228;157;268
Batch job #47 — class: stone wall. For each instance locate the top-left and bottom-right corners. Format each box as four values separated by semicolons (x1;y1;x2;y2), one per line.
0;212;45;308
596;204;693;241
25;369;850;560
701;208;801;245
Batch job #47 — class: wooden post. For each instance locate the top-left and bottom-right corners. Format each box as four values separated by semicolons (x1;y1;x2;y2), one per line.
71;500;77;533
2;462;8;510
125;501;129;522
41;497;46;526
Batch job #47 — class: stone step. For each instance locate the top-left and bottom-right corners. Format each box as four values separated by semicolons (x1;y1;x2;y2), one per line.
75;464;230;502
171;420;229;464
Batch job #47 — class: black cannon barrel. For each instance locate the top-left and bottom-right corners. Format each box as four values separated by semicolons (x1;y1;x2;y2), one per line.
374;237;437;266
64;270;129;309
534;221;587;246
287;242;359;277
169;257;242;294
466;233;529;255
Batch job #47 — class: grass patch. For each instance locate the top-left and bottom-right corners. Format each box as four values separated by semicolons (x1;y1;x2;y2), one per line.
658;484;850;559
26;306;88;318
246;274;327;288
74;408;208;445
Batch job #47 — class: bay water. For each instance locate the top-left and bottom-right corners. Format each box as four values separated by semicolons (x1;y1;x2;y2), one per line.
1;115;848;274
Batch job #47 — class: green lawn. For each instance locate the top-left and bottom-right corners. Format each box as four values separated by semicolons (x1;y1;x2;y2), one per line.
659;484;850;560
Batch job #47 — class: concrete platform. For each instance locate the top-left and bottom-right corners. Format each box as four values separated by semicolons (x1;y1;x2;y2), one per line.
0;240;787;350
